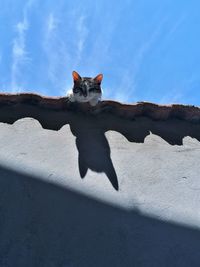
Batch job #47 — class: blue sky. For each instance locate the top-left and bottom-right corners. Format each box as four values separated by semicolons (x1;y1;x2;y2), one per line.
0;0;200;105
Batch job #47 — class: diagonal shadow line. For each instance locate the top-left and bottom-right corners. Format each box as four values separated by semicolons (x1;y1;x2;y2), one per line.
0;164;200;267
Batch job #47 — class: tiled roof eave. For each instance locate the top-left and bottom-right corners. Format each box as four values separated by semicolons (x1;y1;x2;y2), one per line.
0;93;199;123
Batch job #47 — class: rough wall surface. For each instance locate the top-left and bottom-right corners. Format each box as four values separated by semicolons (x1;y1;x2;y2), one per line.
0;95;200;266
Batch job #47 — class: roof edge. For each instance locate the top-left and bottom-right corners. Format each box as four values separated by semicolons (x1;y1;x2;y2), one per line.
0;93;199;123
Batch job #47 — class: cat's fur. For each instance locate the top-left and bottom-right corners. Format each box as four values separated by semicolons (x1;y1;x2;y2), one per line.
67;71;103;106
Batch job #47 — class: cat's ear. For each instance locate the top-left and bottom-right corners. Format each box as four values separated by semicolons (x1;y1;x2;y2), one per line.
94;74;103;84
72;71;81;82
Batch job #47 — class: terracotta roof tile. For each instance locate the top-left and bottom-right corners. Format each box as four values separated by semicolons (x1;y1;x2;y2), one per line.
0;93;199;123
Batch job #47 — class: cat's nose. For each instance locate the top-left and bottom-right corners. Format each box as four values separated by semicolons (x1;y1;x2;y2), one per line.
83;92;87;97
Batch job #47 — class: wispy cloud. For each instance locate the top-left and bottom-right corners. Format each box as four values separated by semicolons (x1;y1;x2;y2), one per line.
134;18;168;75
46;13;58;37
86;20;116;73
77;17;86;52
111;20;166;103
158;89;183;104
43;9;90;96
154;15;190;105
166;15;186;40
62;15;89;95
158;75;199;105
120;17;171;103
11;0;33;93
43;12;71;95
76;15;88;64
106;70;137;103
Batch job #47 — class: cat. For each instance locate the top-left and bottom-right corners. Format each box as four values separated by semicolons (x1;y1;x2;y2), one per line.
67;71;103;106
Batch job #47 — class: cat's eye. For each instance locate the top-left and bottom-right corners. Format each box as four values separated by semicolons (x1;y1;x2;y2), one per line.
89;88;101;93
73;88;80;93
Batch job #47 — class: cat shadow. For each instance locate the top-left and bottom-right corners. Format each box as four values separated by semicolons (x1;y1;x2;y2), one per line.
69;114;119;190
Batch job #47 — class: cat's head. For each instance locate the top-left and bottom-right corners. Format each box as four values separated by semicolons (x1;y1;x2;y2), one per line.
72;71;103;101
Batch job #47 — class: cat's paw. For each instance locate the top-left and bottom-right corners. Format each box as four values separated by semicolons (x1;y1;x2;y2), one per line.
64;96;70;102
63;96;77;111
89;99;101;106
68;96;76;102
89;101;97;106
66;90;76;103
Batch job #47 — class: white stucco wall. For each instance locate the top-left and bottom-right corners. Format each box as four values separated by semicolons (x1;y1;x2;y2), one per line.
0;118;200;266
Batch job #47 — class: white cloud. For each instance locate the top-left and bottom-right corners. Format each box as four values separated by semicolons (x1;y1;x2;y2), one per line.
166;15;186;40
134;18;168;75
47;13;58;36
43;12;69;89
42;9;90;96
111;70;137;103
12;21;28;58
76;15;88;63
85;17;116;73
114;18;168;103
158;75;198;105
11;0;33;93
106;23;162;103
159;90;183;104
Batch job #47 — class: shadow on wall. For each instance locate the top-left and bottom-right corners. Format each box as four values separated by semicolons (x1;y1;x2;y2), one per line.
69;114;119;190
0;164;200;267
1;102;200;190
